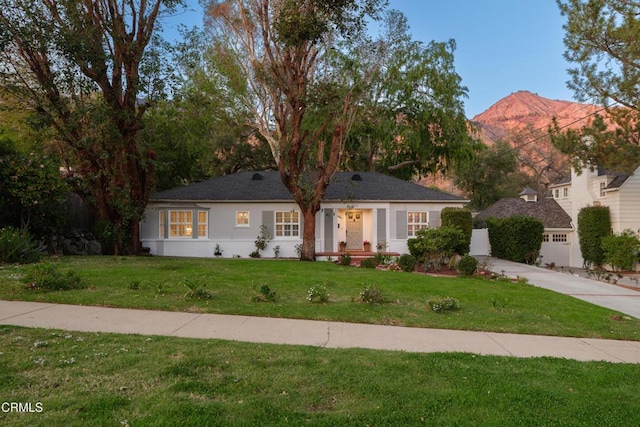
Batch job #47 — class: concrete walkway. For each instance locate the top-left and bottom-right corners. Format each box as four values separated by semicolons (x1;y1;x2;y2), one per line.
483;257;640;319
1;300;640;364
1;257;639;364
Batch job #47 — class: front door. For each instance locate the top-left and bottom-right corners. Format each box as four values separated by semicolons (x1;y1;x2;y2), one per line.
345;211;363;250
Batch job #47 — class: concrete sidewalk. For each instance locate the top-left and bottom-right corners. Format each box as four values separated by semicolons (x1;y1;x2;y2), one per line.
482;257;640;319
1;300;639;364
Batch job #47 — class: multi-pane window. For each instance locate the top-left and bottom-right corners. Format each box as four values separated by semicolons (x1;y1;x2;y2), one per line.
170;210;192;238
543;234;549;242
275;211;299;237
599;181;606;198
407;212;429;237
563;187;569;198
552;234;567;242
165;210;207;238
554;189;560;198
197;211;208;238
236;211;249;226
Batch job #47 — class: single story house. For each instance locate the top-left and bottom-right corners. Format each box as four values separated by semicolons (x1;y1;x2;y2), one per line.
474;188;574;266
140;171;468;258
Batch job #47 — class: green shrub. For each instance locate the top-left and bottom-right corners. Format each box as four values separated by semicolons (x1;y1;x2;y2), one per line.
577;206;611;267
339;253;352;266
358;284;384;304
441;208;472;253
407;226;466;270
397;254;417;272
307;284;329;303
487;216;544;264
601;230;640;271
428;297;460;313
252;283;277;302
359;257;377;269
183;277;213;299
457;255;478;276
22;261;85;291
0;226;42;264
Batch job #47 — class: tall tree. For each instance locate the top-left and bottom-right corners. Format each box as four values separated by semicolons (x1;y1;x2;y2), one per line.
141;30;275;190
342;10;476;181
555;0;640;171
0;0;182;254
454;141;526;211
205;0;384;260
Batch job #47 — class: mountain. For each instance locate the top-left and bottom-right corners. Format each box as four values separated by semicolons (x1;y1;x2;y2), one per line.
420;91;602;198
470;90;601;143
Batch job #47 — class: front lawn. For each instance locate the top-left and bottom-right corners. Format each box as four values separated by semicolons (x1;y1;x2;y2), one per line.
0;256;638;340
1;326;639;427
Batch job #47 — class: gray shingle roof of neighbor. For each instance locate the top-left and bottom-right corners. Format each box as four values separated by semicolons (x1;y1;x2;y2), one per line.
475;197;573;229
152;171;467;202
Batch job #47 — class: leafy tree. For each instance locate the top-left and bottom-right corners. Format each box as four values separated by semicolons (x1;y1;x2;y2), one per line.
454;141;527;210
0;0;183;254
141;30;275;190
507;124;570;195
554;0;640;172
342;10;476;180
205;0;384;260
0;134;68;238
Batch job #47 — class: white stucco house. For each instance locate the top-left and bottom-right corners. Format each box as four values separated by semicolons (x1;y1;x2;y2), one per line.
548;164;640;268
140;171;469;258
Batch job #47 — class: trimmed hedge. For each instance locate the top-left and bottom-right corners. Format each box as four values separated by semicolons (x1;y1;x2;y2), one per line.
487;216;544;264
577;206;611;267
441;207;472;254
601;230;639;271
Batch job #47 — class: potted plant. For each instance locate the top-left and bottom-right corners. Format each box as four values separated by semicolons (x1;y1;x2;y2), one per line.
363;240;371;252
338;241;347;252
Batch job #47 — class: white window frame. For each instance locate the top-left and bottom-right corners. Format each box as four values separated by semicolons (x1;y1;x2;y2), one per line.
554;189;560;199
236;211;250;227
275;211;300;237
165;209;208;239
197;210;208;238
543;233;549;242
407;211;429;237
159;210;166;239
563;187;569;198
599;181;606;198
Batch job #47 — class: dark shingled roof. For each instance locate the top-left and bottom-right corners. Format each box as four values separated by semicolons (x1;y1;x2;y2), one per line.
152;171;466;202
475;197;572;229
551;168;631;189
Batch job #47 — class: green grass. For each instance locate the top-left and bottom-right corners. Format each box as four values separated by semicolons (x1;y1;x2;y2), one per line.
0;256;639;340
1;325;639;426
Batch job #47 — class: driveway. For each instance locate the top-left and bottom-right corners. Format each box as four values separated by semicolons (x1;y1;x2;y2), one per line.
481;257;640;319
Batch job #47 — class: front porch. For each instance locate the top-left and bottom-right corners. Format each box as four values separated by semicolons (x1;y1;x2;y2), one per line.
316;250;400;259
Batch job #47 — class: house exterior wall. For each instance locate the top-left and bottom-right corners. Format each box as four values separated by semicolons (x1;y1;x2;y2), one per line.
616;167;640;233
550;165;640;268
141;199;466;259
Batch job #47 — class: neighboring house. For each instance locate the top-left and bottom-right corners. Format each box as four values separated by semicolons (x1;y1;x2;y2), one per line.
549;164;640;268
474;164;640;268
140;171;468;258
474;188;573;266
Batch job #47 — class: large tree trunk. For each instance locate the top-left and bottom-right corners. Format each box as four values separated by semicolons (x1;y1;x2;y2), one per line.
300;207;319;261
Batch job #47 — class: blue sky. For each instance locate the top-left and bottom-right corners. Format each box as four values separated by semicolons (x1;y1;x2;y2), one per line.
162;1;575;118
